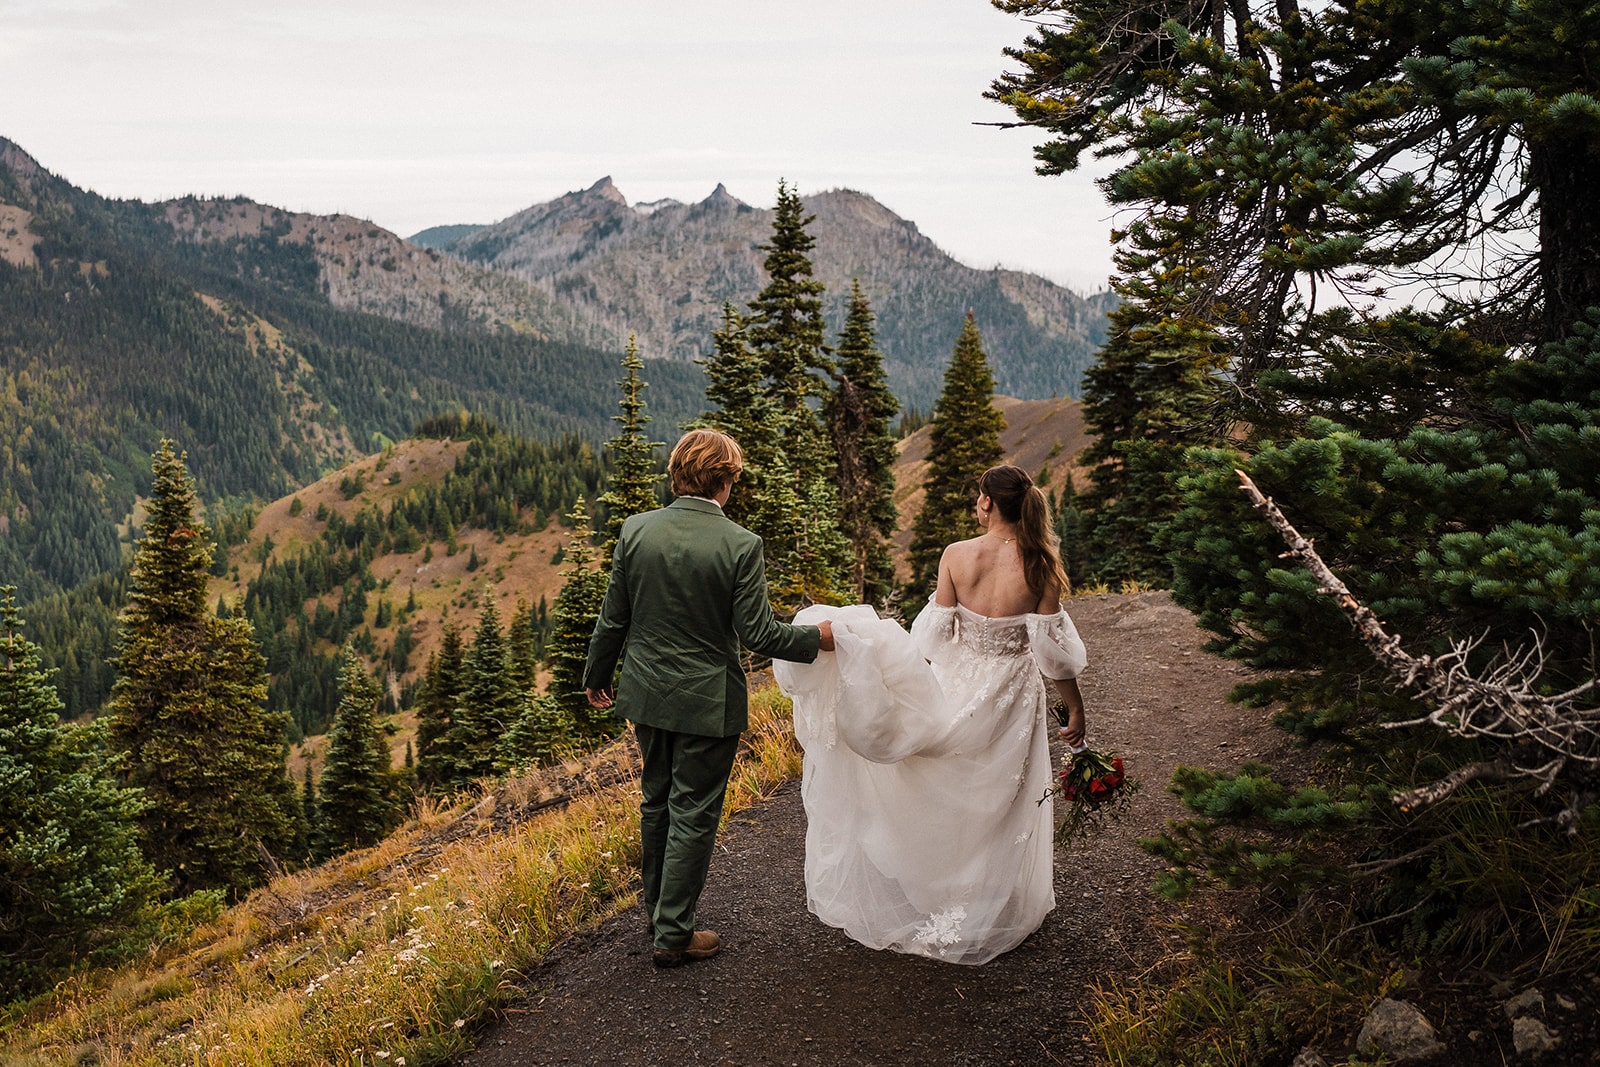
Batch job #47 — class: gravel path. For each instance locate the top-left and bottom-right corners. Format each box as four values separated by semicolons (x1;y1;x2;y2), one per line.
462;592;1290;1066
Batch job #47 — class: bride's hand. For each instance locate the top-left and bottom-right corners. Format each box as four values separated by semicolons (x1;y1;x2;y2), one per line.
1054;678;1086;747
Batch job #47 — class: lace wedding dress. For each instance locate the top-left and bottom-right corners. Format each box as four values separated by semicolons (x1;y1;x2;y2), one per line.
773;600;1088;965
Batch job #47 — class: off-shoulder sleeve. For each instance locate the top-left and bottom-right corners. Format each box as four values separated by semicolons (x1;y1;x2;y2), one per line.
909;599;960;666
1025;610;1088;680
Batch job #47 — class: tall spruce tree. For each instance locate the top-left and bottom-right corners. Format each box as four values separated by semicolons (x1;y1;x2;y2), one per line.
413;622;465;792
0;587;162;1000
598;335;663;562
742;180;850;607
450;595;516;783
107;441;295;896
824;281;902;606
700;302;805;600
318;644;399;855
907;315;1006;607
544;499;613;741
507;599;540;694
1077;303;1225;586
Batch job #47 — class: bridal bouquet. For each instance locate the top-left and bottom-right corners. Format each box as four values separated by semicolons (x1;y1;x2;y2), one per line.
1045;745;1137;846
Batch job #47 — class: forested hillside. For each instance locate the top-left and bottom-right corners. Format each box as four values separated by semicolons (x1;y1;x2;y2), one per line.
419;178;1117;408
0;138;705;605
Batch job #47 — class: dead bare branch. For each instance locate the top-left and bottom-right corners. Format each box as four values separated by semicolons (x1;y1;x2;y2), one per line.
1235;469;1600;825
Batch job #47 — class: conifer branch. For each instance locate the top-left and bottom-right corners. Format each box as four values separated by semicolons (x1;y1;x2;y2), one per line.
1235;470;1600;826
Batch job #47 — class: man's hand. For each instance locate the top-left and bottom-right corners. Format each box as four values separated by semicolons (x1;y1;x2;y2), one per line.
817;619;835;652
586;687;614;709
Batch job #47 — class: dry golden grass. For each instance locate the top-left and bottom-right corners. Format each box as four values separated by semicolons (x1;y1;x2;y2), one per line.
0;688;802;1067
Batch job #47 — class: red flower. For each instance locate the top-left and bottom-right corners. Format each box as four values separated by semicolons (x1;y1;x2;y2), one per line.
1090;778;1108;795
1112;757;1124;773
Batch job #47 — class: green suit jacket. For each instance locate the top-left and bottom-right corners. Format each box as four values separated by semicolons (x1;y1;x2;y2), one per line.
583;498;821;737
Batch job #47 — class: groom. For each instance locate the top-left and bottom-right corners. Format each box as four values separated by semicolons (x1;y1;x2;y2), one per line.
584;428;834;968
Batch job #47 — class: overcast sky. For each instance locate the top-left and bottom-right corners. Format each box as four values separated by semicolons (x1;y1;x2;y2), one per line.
2;0;1119;293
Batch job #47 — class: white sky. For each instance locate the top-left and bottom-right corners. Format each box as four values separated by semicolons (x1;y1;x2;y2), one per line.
1;0;1119;293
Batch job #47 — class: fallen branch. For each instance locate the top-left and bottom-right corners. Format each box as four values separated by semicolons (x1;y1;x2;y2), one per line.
1235;469;1600;823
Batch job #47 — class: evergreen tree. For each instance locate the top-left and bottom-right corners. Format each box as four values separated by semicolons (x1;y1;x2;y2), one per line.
700;302;799;579
907;315;1006;607
107;441;295;896
1077;304;1225;586
318;644;399;855
507;599;540;694
0;587;162;1000
824;281;901;605
742;181;851;606
450;596;516;783
413;623;465;791
598;335;663;562
988;0;1600;984
544;499;613;741
300;762;323;865
1052;475;1086;591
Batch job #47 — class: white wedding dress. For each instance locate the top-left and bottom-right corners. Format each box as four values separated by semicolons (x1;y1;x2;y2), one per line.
773;599;1088;965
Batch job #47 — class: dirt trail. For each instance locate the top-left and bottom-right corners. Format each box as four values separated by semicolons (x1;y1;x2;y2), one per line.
462;592;1289;1066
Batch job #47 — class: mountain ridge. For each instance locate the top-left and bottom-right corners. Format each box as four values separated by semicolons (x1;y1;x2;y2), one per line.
421;178;1115;408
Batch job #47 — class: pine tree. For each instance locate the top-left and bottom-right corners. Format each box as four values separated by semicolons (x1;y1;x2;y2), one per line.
507;599;540;693
107;441;295;896
1052;475;1086;591
824;281;902;605
450;596;516;783
598;335;663;562
318;644;399;855
1078;304;1225;586
413;623;465;791
907;315;1006;607
742;180;851;606
700;303;794;557
544;499;613;741
0;587;162;1000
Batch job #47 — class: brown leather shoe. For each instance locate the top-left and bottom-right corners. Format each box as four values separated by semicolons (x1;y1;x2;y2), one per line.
652;929;720;968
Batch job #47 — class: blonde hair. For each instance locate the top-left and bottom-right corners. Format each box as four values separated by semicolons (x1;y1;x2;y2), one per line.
980;464;1068;599
669;429;744;498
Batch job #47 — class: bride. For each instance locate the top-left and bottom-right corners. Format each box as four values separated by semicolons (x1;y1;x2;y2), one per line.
775;464;1089;965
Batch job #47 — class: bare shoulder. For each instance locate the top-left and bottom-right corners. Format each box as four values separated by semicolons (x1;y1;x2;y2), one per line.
942;536;985;560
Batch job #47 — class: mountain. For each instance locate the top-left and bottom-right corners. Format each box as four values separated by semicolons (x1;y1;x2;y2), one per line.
427;178;1117;409
0;137;705;602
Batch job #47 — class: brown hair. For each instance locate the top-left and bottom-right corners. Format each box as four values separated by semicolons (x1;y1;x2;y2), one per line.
980;464;1068;600
669;429;744;499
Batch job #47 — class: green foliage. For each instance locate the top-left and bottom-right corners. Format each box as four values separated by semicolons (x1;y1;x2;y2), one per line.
105;442;296;897
597;336;664;562
1078;304;1225;587
544;500;612;742
706;182;851;609
450;596;517;784
0;587;162;1001
906;314;1005;609
413;623;466;792
318;644;400;856
824;281;901;606
1144;763;1377;901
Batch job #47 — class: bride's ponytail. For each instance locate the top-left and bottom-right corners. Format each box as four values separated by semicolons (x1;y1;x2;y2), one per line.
980;465;1069;601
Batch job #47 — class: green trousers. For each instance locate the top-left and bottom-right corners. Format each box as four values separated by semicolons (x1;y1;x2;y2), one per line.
634;723;741;951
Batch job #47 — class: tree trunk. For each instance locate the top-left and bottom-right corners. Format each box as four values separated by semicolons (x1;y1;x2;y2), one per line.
1533;136;1600;342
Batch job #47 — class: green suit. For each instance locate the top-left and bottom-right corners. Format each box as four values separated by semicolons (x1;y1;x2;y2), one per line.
584;497;820;950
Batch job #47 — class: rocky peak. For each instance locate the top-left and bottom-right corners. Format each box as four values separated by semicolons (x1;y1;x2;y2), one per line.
581;176;628;206
701;182;743;210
